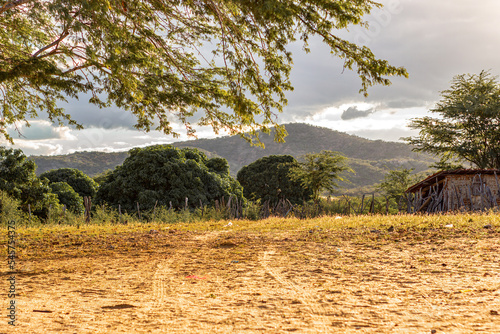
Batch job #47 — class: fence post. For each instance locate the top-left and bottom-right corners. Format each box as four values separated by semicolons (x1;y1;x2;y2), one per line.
136;202;141;220
153;200;158;221
84;197;91;223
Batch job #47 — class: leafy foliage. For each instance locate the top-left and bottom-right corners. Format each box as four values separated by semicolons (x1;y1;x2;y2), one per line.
1;1;407;143
49;181;84;214
405;71;500;169
0;147;60;218
93;169;113;186
95;145;244;212
290;150;352;200
0;190;26;225
40;167;98;198
377;168;419;201
237;155;312;205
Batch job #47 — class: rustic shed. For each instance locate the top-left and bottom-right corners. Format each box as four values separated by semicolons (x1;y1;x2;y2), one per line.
405;169;500;213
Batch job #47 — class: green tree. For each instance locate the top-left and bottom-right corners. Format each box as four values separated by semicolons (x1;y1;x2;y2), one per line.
290;150;352;201
48;181;84;214
93;169;113;186
237;155;313;205
377;167;417;201
40;168;98;198
95;145;244;212
0;1;407;143
0;147;60;218
405;71;500;169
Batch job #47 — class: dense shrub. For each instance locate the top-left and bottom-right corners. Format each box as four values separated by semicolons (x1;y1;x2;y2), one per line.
40;168;99;198
237;155;312;205
95;145;244;212
0;147;61;219
49;182;84;214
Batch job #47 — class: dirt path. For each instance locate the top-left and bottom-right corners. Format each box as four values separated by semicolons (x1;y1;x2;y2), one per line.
2;229;500;333
260;249;331;332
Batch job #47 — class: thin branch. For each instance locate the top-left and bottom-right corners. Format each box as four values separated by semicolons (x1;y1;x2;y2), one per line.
0;0;30;15
32;31;69;58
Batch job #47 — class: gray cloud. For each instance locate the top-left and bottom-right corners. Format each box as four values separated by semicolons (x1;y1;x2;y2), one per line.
282;0;500;120
341;107;375;120
8;122;71;141
56;94;138;130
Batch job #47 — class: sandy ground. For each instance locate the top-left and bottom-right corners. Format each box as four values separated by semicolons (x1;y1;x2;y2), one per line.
1;227;500;333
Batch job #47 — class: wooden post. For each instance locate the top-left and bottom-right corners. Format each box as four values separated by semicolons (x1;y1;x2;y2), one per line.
84;197;91;223
185;197;188;210
137;202;141;220
385;196;389;215
153;200;158;221
359;194;365;214
369;193;375;214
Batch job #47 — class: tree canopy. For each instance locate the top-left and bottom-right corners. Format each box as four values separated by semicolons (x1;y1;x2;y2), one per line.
95;145;244;212
237;155;312;205
377;167;418;201
40;167;99;198
1;0;407;143
405;71;500;169
290;150;351;200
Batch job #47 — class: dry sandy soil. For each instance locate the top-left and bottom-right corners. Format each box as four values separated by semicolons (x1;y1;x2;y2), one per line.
1;223;500;333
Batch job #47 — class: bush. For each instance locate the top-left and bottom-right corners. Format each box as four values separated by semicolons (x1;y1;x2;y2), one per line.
40;168;99;198
237;155;312;205
96;145;245;213
49;182;84;214
0;191;26;226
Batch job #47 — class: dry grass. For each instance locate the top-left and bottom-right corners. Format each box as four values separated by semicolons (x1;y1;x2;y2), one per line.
1;213;500;333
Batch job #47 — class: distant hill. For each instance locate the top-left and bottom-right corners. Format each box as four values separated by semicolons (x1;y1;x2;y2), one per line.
31;151;129;176
30;123;436;192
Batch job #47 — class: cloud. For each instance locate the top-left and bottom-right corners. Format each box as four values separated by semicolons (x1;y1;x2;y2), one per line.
60;98;138;130
341;107;375;120
7;121;76;141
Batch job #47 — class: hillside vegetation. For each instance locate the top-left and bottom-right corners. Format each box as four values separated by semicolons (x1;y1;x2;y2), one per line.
30;123;436;192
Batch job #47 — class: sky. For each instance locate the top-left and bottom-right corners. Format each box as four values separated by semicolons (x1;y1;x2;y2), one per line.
4;0;500;156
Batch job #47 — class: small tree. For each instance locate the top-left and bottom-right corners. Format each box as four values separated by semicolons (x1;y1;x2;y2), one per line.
405;71;500;169
290;151;352;201
377;168;418;201
237;155;313;205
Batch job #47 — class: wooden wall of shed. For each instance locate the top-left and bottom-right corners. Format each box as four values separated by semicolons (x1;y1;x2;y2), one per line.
444;174;500;211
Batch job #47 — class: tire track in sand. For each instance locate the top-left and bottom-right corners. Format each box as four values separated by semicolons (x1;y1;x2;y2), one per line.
151;261;171;309
260;249;330;332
